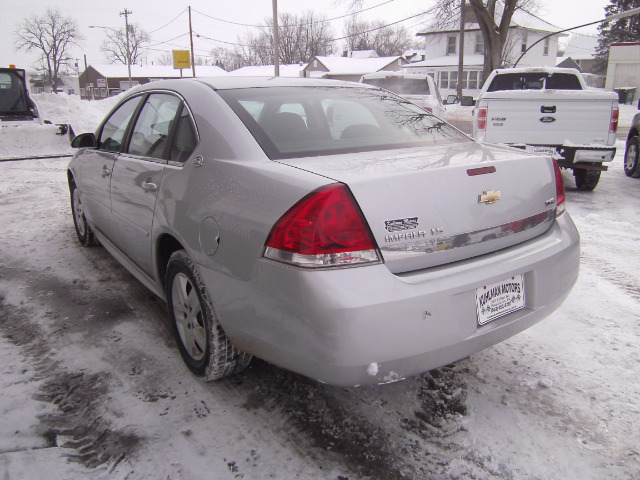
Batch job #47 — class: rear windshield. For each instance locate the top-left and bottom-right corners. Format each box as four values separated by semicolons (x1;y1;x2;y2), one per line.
487;72;583;92
218;86;467;160
361;77;431;96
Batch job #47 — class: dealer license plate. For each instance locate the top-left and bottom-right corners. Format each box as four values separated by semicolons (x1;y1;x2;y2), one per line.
525;145;556;156
475;275;525;326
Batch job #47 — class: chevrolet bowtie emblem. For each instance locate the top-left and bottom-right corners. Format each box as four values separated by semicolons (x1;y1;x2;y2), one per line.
479;190;501;204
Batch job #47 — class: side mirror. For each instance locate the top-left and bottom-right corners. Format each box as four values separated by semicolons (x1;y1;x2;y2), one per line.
461;96;476;107
445;95;459;105
71;132;97;149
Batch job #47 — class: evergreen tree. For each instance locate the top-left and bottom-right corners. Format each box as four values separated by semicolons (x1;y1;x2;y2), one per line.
594;0;640;73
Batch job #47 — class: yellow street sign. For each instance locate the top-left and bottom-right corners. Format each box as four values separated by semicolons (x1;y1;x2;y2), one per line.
172;50;191;69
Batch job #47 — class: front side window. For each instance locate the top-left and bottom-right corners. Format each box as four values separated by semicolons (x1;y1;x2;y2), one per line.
219;86;467;160
127;93;181;159
98;96;142;152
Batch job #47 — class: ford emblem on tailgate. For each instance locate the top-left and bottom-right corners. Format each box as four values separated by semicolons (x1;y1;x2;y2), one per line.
540;116;556;123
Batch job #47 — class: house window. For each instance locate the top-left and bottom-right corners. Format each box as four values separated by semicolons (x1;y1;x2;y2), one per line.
521;32;528;54
440;71;449;89
80;88;85;96
543;37;550;56
468;71;479;89
450;71;458;89
475;33;484;54
447;35;457;55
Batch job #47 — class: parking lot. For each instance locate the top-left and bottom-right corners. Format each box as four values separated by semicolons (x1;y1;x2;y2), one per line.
0;142;639;479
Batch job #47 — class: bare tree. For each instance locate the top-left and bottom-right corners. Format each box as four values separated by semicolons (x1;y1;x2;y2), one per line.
100;23;150;65
428;0;538;79
344;16;414;56
14;8;83;91
238;11;335;65
209;47;246;71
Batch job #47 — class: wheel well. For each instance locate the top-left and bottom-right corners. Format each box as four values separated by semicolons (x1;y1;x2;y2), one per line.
629;129;639;142
157;234;185;289
67;170;75;189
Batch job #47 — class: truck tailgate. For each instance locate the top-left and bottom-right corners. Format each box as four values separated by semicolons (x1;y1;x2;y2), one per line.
479;90;617;146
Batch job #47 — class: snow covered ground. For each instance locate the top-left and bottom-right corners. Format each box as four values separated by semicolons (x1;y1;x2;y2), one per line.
0;93;639;479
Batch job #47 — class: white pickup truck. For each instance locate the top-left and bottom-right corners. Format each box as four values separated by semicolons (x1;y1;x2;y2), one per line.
472;67;619;190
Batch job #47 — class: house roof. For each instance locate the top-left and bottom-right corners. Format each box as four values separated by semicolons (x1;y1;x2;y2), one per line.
86;64;227;78
418;5;562;35
309;56;406;75
561;34;598;60
228;64;305;77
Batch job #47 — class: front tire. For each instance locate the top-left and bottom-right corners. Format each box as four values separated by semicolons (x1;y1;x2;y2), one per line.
166;250;251;381
624;137;640;178
574;167;601;191
70;181;96;246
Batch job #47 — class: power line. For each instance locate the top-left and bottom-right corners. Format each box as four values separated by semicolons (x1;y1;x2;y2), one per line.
147;8;188;34
191;0;397;29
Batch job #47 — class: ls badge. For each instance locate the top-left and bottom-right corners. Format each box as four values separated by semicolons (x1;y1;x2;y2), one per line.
479;190;501;204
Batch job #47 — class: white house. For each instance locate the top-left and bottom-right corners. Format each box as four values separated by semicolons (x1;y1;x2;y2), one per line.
605;42;640;104
303;55;409;82
406;7;566;98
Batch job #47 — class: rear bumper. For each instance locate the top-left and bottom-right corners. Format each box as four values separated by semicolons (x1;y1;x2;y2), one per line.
509;144;616;169
201;213;580;386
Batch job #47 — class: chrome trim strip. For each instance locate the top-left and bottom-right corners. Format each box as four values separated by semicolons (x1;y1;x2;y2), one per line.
381;209;555;259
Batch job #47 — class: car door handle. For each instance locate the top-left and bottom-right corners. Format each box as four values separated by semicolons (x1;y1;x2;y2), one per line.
101;166;111;177
141;179;158;192
540;105;556;113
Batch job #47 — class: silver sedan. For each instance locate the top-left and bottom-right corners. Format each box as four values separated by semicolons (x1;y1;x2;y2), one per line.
67;77;580;386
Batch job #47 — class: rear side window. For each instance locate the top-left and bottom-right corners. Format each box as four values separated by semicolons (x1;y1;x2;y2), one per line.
98;96;142;152
170;107;198;163
127;93;181;159
362;77;431;96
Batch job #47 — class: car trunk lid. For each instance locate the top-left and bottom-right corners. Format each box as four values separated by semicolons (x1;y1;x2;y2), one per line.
276;141;559;274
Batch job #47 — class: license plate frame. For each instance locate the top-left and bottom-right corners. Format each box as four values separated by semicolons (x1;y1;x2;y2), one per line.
475;275;525;326
525;145;556;156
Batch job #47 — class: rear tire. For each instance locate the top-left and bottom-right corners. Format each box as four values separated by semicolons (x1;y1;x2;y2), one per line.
70;182;96;246
574;167;601;191
166;250;251;381
624;137;640;178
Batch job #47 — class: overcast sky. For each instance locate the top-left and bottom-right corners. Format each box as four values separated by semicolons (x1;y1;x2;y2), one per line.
1;0;613;72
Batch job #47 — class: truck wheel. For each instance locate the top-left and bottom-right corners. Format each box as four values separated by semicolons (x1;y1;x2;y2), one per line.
624;137;640;178
574;168;601;191
166;250;251;381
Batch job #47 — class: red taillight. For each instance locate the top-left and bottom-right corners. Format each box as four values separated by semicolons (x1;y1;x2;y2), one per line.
553;159;565;216
264;184;380;268
610;107;619;133
477;107;487;131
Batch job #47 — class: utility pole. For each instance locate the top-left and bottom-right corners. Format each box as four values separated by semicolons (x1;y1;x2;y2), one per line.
272;0;279;77
457;0;465;102
189;6;196;78
120;8;133;89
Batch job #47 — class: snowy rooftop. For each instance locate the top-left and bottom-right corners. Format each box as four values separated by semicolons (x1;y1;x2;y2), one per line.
419;6;563;35
562;33;599;60
228;64;305;77
86;63;228;79
311;56;405;75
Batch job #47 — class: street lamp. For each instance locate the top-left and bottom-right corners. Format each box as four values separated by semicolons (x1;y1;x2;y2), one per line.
89;15;133;89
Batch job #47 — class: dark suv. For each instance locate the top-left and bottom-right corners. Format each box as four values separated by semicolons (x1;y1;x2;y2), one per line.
624;100;640;177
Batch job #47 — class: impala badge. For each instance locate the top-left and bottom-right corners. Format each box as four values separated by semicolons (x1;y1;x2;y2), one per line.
479;190;501;204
